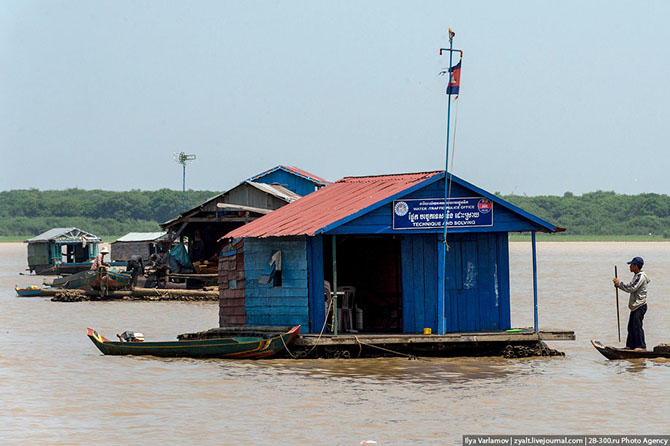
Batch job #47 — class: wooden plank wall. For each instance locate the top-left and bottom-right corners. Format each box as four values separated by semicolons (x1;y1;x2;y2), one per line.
110;242;151;261
218;239;246;327
255;170;318;197
401;232;511;333
243;237;310;327
401;233;438;333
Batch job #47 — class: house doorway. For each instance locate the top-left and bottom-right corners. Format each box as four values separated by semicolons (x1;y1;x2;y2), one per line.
324;235;402;333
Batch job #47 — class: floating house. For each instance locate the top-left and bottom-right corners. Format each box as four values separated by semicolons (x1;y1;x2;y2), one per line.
160;166;328;263
110;232;168;261
25;227;101;275
218;171;564;336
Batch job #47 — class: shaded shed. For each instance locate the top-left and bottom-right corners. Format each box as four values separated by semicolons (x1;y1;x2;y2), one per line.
160;181;304;262
111;232;168;261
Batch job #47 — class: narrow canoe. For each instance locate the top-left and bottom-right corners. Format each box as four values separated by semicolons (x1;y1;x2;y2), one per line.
15;285;43;297
591;340;670;360
87;326;300;359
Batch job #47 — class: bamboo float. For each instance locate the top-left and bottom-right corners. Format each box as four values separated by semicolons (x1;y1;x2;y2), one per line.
31;287;219;301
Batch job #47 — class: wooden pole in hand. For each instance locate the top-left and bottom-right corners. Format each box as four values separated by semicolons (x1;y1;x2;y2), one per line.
615;265;621;342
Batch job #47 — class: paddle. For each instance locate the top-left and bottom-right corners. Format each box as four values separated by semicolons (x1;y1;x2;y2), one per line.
614;265;621;342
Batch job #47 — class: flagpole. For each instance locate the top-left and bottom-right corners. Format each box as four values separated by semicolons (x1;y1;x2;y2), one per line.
439;28;456;335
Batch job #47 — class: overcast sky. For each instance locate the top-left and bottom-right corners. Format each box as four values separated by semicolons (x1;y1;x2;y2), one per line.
2;1;669;195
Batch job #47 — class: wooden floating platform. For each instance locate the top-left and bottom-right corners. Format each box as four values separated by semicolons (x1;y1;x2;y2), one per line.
29;287;219;301
291;329;575;358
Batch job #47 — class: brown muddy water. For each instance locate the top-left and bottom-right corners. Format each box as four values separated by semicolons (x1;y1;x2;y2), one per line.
2;242;670;445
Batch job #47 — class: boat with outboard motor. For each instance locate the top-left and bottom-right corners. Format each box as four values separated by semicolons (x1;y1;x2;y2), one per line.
86;325;301;359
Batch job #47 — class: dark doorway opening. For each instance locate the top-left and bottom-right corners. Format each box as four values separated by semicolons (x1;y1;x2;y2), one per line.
324;235;402;333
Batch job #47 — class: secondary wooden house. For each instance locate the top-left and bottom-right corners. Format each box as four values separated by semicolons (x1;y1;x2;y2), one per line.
25;227;102;275
110;232;168;261
160;166;329;263
218;171;564;335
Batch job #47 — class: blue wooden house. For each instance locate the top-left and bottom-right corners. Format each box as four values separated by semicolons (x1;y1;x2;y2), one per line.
245;165;330;197
219;171;562;334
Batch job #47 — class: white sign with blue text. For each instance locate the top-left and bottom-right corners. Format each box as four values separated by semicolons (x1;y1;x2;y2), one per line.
392;197;493;230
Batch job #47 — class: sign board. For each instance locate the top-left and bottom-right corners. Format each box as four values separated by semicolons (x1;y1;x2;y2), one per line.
392;197;493;230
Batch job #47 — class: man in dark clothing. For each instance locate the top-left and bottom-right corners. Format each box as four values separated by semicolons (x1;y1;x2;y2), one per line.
613;256;650;350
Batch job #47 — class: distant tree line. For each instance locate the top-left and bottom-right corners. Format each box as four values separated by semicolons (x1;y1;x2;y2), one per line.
2;188;670;237
0;189;218;236
500;191;670;237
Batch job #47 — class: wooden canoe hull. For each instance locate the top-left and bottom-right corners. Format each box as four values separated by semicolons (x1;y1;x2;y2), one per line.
87;326;300;359
591;340;670;360
49;268;132;290
15;285;43;297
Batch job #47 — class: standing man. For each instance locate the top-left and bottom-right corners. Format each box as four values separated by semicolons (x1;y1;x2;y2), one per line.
613;256;650;350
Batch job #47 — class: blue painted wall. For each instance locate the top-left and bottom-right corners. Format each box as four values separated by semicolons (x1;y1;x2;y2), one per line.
243;237;310;328
443;232;510;332
401;232;510;333
401;233;438;333
255;170;319;197
328;178;539;235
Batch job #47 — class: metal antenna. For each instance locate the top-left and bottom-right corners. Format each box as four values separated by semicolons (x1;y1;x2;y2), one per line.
174;152;196;212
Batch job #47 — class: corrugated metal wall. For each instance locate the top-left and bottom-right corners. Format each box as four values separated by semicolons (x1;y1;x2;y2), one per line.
243;237;310;327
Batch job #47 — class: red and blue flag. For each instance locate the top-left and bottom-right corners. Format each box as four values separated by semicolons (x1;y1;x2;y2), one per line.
446;61;461;95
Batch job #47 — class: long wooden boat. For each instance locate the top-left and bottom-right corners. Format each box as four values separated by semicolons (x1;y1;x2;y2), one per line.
47;267;132;291
87;325;301;359
591;340;670;360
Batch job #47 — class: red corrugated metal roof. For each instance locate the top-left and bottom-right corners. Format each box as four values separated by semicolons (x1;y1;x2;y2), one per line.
224;171;442;239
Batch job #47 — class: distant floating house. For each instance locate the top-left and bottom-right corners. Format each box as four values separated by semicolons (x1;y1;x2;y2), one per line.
218;171;563;334
25;227;102;275
110;232;168;261
160;166;328;263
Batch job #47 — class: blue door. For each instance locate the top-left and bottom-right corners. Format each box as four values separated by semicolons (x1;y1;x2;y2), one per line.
443;233;510;332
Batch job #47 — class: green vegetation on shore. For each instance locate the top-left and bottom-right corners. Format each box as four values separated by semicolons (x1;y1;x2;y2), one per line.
2;188;670;239
500;190;670;238
0;189;218;237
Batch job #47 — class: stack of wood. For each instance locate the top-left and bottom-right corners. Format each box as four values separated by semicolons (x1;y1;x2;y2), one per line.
193;259;218;274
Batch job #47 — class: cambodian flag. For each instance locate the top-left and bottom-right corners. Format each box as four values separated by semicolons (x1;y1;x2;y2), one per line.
446;61;461;95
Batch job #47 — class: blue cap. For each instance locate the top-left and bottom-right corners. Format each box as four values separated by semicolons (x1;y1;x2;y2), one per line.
627;256;644;267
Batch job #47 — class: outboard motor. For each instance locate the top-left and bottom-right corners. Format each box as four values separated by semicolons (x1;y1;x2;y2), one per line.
117;331;145;342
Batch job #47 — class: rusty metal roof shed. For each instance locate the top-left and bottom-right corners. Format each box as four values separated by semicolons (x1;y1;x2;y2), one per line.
224;171;561;239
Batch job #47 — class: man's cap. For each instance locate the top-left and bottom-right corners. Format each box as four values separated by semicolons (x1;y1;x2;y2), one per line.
627;256;644;267
100;247;110;254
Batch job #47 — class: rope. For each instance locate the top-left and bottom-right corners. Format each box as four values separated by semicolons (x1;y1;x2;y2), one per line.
353;336;422;360
300;295;336;357
279;331;298;359
444;96;460;245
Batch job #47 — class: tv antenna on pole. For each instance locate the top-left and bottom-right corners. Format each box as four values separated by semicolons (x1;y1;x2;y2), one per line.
174;152;196;211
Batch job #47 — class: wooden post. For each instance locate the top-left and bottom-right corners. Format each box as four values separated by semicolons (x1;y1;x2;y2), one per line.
532;231;539;333
332;236;338;336
615;265;621;342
